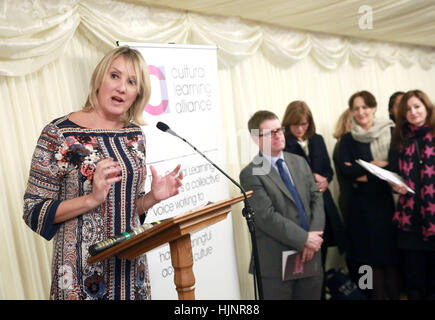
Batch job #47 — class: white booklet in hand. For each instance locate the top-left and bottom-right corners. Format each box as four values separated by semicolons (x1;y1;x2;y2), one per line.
355;159;414;194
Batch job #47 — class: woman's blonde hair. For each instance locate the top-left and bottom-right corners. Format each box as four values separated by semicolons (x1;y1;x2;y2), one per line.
82;46;151;126
333;109;353;140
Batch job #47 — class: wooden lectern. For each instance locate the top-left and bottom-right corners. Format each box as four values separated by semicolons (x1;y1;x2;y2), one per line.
87;192;251;300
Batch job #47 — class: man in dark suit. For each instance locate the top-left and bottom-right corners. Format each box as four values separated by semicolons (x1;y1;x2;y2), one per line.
240;110;325;299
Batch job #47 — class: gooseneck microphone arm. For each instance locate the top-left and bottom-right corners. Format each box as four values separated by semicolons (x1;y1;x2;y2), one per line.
156;121;264;300
157;122;248;200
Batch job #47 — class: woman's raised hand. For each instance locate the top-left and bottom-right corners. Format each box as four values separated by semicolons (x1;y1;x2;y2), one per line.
150;164;183;203
90;158;122;206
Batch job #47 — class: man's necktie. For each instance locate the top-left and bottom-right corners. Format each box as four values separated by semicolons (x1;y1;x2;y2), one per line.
276;158;309;231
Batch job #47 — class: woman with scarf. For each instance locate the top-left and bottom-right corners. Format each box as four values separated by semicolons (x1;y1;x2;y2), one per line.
338;90;400;299
389;89;435;300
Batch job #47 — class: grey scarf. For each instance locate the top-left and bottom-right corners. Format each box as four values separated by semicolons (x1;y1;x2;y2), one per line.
351;117;395;161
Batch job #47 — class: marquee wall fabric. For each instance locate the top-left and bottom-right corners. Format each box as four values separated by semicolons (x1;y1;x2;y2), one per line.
1;0;434;299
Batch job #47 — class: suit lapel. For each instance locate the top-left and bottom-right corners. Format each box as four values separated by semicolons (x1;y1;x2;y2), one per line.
284;152;303;192
254;153;296;203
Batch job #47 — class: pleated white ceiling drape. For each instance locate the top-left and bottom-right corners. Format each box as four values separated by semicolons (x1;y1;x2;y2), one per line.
2;0;435;76
141;0;435;48
1;0;434;299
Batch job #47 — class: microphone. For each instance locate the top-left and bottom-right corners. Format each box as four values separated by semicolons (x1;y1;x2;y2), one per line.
88;224;152;256
155;121;250;202
156;121;178;137
88;220;164;256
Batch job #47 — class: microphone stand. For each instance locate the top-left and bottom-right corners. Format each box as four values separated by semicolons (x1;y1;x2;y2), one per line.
241;197;264;301
165;130;264;300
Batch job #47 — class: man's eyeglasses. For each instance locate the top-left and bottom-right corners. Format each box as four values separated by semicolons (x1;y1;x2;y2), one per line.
258;127;286;137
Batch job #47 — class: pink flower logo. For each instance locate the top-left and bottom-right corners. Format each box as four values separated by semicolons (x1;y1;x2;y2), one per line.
144;65;169;116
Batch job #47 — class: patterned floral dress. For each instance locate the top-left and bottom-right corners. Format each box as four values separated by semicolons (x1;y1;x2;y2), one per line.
23;114;151;300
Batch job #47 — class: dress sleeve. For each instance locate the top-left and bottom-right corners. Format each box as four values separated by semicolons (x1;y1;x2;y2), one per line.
138;171;147;225
315;134;334;182
387;144;399;173
338;133;368;180
23;123;66;240
136;131;147;225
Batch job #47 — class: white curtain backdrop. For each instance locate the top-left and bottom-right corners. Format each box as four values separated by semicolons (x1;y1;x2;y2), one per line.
1;0;434;299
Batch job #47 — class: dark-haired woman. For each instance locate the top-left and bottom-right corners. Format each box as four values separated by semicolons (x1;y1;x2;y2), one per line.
338;91;400;300
389;90;435;300
388;91;404;123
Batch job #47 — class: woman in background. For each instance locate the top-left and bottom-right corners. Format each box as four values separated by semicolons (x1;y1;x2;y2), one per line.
282;101;347;290
389;89;435;300
338;90;400;299
388;91;404;123
332;109;353;226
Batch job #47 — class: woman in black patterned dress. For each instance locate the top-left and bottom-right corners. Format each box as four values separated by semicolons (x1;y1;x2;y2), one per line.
389;90;435;300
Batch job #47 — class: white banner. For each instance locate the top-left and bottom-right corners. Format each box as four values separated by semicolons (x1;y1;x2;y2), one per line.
118;42;241;300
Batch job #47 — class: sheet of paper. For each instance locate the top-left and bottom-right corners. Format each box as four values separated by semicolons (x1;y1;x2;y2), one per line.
355;159;415;194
